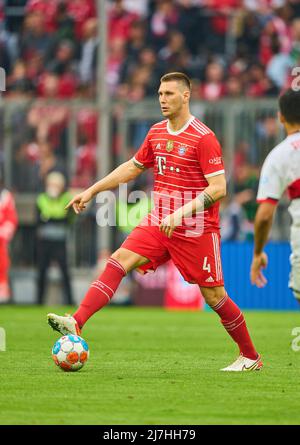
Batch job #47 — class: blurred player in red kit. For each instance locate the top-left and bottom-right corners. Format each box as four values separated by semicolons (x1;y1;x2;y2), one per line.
48;72;262;371
0;171;18;303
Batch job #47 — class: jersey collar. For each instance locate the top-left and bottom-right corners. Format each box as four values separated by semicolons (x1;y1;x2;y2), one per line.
166;115;195;136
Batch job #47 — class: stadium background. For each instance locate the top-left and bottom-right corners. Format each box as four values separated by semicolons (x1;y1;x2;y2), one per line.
1;0;299;310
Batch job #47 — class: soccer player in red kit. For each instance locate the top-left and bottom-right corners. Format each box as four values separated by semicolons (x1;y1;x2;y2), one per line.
48;72;262;371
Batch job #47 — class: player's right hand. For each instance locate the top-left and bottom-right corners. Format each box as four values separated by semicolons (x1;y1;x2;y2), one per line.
250;252;268;288
65;189;94;214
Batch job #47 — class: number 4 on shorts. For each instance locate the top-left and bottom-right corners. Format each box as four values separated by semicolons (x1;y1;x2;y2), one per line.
203;256;211;273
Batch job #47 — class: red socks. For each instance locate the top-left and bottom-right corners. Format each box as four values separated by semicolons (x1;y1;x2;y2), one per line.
74;257;257;361
212;293;258;360
73;258;126;328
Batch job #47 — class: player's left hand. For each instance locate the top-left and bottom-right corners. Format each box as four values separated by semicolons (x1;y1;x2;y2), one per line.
250;252;268;288
159;212;182;238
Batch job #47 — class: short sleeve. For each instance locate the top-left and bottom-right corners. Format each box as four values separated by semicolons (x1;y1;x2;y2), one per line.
196;133;225;178
257;154;285;203
132;131;154;169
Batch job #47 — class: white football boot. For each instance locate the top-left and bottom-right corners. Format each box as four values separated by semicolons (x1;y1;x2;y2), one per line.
221;354;263;372
47;313;81;336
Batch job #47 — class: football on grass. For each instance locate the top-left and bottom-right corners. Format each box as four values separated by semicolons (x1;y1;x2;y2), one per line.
52;335;89;372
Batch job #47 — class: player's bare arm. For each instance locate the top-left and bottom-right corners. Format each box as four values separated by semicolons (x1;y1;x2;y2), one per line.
250;201;277;287
66;160;143;214
159;173;226;238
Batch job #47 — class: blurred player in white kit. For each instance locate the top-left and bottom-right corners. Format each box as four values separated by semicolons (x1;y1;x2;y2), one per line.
251;88;300;301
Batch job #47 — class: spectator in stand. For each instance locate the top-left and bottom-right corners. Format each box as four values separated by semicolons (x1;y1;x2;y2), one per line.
20;0;94;42
266;35;293;88
71;135;97;189
71;108;98;189
123;65;152;100
77;109;98;144
246;62;278;97
14;139;66;193
119;19;149;83
37;140;66;187
46;40;77;76
117;60;154;148
225;74;244;97
107;38;126;96
55;1;76;43
127;19;148;58
258;7;291;66
66;0;96;40
149;0;179;50
236;10;262;60
201;60;226;101
44;41;78;99
38;41;78;99
6;60;35;98
26;0;59;33
176;0;207;55
158;30;190;69
205;0;242;54
28;73;69;155
21;53;43;88
139;47;165;95
120;46;163;96
20;11;54;63
79;18;98;87
109;0;138;42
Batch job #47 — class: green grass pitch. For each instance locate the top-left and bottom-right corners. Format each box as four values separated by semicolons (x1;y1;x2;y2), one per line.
0;305;300;425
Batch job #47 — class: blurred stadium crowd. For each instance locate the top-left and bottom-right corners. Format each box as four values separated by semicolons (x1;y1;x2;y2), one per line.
0;0;297;303
0;1;298;190
1;0;300;100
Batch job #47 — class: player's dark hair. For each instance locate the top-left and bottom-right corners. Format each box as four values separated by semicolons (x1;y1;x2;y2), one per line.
279;88;300;124
160;72;192;91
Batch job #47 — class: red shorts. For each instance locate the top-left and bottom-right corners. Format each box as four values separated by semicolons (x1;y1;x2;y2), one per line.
121;225;224;287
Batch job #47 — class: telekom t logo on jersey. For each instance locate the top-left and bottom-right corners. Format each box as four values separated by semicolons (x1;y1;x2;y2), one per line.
156;156;167;175
156;156;181;175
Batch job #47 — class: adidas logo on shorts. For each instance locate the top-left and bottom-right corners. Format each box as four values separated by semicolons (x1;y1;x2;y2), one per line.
205;276;215;283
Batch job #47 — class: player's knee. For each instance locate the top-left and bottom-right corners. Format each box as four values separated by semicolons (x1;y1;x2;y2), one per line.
111;249;128;267
111;249;123;263
200;286;225;307
111;248;143;272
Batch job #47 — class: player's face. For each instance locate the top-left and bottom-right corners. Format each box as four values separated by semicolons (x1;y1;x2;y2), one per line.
158;81;189;118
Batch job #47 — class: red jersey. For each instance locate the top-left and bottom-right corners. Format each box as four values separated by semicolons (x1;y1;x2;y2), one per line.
133;116;225;238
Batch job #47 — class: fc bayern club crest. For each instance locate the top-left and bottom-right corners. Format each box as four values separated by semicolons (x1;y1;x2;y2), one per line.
166;140;174;152
178;145;187;155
